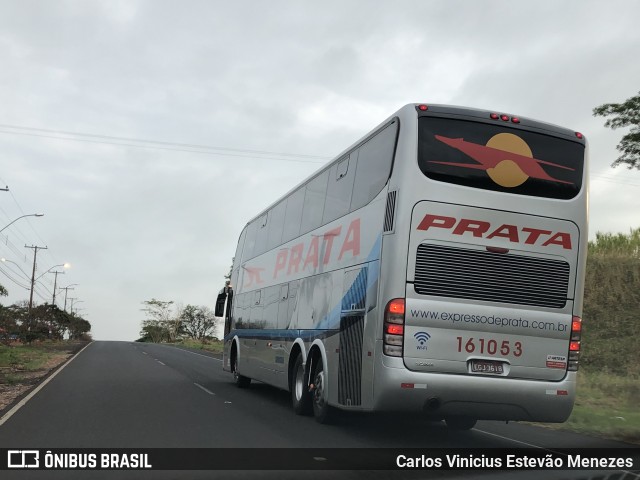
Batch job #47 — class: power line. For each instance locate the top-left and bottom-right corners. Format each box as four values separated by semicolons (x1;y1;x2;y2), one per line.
0;123;331;160
0;125;329;164
591;174;640;188
0;265;30;290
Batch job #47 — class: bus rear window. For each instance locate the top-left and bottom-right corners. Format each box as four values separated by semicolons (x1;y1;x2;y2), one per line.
418;117;584;200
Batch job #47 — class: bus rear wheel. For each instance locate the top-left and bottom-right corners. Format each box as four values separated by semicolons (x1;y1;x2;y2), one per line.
311;360;334;424
291;354;311;415
445;416;477;430
232;349;251;388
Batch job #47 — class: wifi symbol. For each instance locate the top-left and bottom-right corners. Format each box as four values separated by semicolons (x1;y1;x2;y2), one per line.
414;332;431;345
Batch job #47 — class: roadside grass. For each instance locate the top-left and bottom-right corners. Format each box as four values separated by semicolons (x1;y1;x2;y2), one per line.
534;369;640;445
0;341;84;384
173;338;223;355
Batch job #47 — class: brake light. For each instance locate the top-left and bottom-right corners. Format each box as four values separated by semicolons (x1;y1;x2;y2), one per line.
568;316;582;371
418;104;428;111
388;300;405;315
384;298;405;357
386;324;404;335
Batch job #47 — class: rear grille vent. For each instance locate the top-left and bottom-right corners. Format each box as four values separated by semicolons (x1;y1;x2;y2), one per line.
338;315;364;406
383;190;397;232
414;244;570;308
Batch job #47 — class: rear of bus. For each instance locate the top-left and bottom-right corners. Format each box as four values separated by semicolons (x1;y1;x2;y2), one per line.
375;104;587;426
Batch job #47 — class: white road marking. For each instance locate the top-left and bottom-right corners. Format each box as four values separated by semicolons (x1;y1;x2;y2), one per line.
167;346;222;362
0;342;94;427
194;383;216;395
475;428;551;449
142;352;148;355
156;360;166;366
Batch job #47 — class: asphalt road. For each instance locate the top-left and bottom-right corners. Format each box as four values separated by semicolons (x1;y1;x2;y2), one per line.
0;341;636;479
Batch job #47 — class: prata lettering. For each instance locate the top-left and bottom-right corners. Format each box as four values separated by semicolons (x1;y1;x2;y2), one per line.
417;214;572;250
273;219;360;280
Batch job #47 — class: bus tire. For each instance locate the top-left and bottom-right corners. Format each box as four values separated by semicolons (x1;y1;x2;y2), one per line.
311;359;334;424
291;354;312;415
445;416;477;430
232;349;251;388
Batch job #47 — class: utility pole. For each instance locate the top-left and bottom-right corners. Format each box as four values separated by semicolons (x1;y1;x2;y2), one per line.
69;297;77;315
25;244;48;315
51;270;65;305
59;285;76;312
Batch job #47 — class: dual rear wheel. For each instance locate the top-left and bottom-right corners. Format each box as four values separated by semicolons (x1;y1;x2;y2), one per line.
236;346;476;429
291;353;332;423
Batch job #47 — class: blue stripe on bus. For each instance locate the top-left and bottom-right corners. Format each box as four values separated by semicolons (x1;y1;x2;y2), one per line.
315;233;381;331
229;329;339;342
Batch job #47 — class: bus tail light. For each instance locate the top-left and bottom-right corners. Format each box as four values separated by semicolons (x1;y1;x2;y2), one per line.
568;315;582;371
384;298;405;356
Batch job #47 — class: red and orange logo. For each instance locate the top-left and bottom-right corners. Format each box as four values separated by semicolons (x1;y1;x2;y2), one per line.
430;134;574;187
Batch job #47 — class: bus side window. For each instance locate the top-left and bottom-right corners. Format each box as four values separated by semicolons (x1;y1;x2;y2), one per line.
263;285;279;329
351;122;398;211
253;214;269;257
286;280;299;328
301;169;329;235
277;283;289;329
233;293;246;329
282;187;305;243
242;220;258;261
323;154;357;224
250;289;264;329
267;201;286;250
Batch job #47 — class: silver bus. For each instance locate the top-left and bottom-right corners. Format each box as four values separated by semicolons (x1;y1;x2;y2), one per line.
217;103;588;429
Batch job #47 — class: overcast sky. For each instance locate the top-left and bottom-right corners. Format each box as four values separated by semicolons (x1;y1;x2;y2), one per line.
1;0;639;341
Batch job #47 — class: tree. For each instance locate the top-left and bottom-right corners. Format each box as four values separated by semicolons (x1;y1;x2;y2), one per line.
68;314;91;339
140;298;179;342
139;320;168;343
0;305;18;344
180;304;218;341
0;283;7;297
31;303;75;340
593;91;640;169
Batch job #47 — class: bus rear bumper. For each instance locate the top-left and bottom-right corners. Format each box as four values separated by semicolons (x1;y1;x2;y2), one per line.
372;355;576;422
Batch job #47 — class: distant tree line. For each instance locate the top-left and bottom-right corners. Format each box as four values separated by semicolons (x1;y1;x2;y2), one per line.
0;297;91;344
138;298;219;343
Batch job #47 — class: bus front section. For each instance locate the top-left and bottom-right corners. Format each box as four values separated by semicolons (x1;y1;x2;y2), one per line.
375;105;587;428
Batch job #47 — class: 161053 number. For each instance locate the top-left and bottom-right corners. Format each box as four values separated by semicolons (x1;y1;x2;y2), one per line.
456;337;523;357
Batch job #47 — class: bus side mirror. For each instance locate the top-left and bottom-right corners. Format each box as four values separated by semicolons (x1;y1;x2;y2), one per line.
214;291;226;317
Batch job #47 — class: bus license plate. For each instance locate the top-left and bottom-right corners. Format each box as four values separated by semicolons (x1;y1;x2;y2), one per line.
470;360;504;374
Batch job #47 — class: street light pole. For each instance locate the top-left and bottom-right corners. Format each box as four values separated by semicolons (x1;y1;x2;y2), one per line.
1;213;44;234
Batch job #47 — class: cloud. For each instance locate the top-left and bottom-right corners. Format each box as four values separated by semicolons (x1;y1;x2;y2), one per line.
0;0;638;340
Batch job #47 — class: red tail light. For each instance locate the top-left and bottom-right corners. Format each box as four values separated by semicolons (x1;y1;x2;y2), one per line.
386;324;404;335
388;299;405;315
568;316;582;371
384;298;405;357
